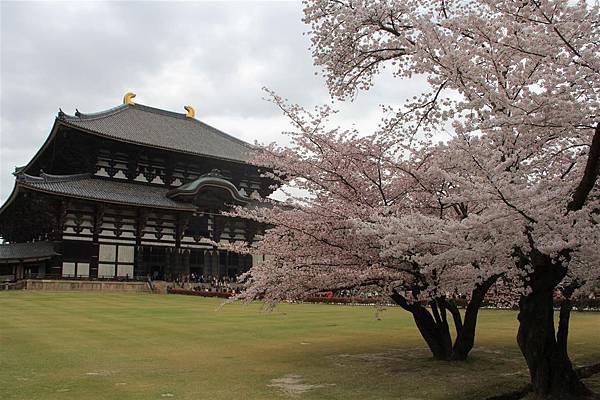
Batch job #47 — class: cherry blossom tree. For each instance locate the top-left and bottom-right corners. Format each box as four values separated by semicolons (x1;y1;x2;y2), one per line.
229;92;509;361
226;0;598;396
228;1;599;398
296;0;599;398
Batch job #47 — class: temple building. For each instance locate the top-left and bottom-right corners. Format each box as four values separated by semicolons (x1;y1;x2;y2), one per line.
0;93;272;282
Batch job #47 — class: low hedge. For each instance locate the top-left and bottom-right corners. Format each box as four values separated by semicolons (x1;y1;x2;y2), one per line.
167;288;234;298
167;288;600;310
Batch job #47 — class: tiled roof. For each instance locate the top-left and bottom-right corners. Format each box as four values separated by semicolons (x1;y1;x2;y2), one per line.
18;173;197;211
0;241;59;262
58;104;254;163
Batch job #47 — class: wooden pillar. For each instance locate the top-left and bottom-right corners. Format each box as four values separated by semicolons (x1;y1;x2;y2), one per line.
176;214;190;276
54;199;68;241
168;248;177;280
90;205;104;279
16;262;24;280
136;210;149;278
54;200;68;277
203;250;211;278
182;249;190;275
211;250;220;278
174;214;182;276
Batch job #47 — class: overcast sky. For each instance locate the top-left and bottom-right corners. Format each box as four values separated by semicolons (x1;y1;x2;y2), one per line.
0;1;426;202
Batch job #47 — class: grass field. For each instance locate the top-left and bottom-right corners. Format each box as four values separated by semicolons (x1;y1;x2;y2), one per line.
1;292;599;400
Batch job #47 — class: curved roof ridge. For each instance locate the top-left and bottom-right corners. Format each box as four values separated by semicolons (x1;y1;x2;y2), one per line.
62;103;192;121
167;169;250;204
39;172;92;182
16;171;92;183
60;104;128;121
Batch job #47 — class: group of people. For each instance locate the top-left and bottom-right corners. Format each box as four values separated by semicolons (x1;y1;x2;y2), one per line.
166;273;242;293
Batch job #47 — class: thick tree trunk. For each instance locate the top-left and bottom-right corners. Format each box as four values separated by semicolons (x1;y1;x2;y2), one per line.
517;264;590;399
412;302;453;360
391;292;453;360
451;275;500;361
449;302;476;360
451;274;501;360
391;276;500;361
515;122;599;398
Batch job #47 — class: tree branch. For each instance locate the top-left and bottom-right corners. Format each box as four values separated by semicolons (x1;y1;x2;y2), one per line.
567;123;600;212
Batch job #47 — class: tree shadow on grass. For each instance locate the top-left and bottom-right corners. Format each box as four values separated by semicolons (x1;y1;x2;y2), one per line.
328;347;530;399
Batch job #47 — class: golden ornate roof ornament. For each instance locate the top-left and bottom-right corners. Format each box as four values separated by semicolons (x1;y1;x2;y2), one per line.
123;92;136;105
184;105;195;118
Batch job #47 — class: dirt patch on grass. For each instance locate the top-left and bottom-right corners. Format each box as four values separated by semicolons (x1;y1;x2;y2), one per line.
268;374;335;398
84;371;112;377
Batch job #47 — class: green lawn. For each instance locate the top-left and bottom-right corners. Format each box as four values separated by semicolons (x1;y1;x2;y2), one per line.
0;292;598;400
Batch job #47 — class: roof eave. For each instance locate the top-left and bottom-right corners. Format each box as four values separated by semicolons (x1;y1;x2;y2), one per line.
16;182;198;212
0;182;21;217
18;119;62;176
0;255;56;264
